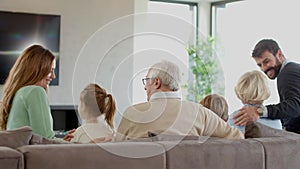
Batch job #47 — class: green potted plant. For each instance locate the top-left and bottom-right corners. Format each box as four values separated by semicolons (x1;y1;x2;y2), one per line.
185;36;224;102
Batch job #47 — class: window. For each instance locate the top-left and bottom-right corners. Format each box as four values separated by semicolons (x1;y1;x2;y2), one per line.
132;0;198;104
212;0;300;112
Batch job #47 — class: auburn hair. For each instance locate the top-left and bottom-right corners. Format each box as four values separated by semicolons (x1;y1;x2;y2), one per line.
80;84;116;128
0;45;55;130
200;94;229;121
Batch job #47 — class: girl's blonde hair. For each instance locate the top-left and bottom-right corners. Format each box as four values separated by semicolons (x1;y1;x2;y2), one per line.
0;45;55;130
200;94;229;121
80;84;116;128
235;70;270;104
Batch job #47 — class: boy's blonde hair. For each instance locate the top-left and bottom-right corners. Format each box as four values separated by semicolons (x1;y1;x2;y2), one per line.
200;94;229;121
234;70;270;104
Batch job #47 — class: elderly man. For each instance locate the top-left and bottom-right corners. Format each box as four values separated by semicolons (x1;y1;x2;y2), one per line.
116;61;243;141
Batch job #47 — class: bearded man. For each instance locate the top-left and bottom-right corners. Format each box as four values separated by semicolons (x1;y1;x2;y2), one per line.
234;39;300;134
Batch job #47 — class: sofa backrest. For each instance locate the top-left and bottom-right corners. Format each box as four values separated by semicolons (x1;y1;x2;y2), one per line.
17;142;166;169
157;138;265;169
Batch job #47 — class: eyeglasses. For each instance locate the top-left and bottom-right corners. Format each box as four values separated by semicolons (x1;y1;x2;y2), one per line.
142;78;151;85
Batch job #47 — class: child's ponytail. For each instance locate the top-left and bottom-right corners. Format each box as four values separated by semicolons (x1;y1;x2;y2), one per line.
80;84;116;129
104;94;116;128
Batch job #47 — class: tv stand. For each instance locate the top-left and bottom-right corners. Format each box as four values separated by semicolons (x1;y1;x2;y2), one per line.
50;105;79;137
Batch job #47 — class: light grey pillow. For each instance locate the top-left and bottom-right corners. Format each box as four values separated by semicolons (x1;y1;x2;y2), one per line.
30;134;70;145
148;131;204;141
245;121;299;138
0;126;33;148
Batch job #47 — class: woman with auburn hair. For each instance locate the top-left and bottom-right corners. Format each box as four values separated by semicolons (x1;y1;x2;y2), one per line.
70;83;116;143
200;94;229;122
0;44;57;138
228;70;282;133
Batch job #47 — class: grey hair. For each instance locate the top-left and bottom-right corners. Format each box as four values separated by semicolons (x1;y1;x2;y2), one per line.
148;60;181;91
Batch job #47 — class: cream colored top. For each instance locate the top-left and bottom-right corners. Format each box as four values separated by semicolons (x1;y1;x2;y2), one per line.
116;92;244;141
71;116;114;143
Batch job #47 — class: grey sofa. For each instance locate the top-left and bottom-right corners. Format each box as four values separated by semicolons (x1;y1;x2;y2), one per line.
1;122;300;169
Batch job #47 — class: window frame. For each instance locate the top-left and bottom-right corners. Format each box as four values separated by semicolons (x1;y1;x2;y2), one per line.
149;0;199;32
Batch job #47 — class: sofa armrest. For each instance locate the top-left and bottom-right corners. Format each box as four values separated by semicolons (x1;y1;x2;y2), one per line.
0;146;23;169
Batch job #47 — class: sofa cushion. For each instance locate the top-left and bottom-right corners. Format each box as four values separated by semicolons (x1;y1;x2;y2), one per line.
0;126;32;148
148;131;209;142
245;121;299;138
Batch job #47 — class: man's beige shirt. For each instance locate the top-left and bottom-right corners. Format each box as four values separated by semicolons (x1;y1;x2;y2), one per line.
116;92;244;141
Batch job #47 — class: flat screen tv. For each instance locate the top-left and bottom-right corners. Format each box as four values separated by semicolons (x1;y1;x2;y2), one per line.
0;11;60;85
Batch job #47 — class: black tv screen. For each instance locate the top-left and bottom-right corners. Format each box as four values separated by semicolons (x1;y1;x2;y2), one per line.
0;11;60;85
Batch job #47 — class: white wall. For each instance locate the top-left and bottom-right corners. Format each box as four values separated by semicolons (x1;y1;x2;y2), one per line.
0;0;134;101
0;0;137;126
0;0;216;127
132;1;198;104
214;0;300;113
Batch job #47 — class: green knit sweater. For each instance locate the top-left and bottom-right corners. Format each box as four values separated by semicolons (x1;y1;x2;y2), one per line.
7;85;55;139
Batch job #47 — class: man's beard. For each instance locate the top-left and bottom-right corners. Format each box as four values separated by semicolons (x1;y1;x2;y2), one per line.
264;63;282;79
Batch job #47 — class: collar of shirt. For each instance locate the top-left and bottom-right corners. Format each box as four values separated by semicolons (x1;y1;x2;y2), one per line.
279;58;290;72
243;103;260;108
149;91;181;101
